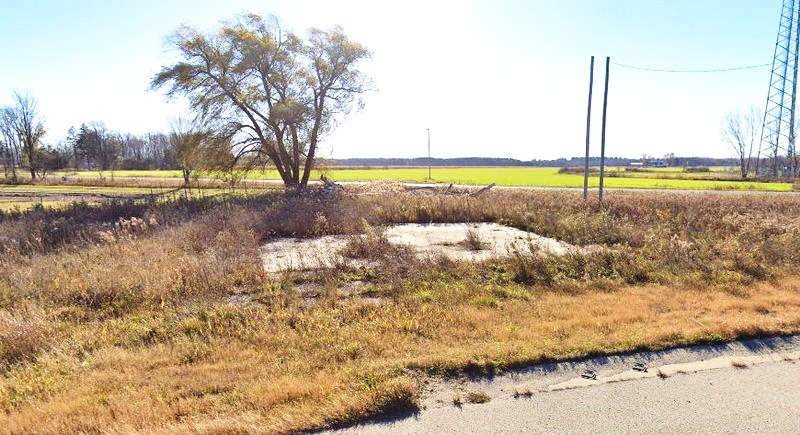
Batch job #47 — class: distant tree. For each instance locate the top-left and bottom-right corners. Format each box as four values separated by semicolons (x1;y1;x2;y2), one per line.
0;107;21;181
721;107;761;179
75;123;120;170
641;153;653;166
74;124;94;169
152;13;372;188
38;143;70;176
168;118;214;187
4;91;46;179
663;152;676;167
65;126;80;169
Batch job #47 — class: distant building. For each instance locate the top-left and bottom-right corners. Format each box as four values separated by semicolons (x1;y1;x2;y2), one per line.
632;161;668;168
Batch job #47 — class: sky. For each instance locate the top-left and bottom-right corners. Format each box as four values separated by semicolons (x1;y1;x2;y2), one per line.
0;0;782;160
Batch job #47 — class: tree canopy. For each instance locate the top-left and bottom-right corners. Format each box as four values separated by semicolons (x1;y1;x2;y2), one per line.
151;13;371;188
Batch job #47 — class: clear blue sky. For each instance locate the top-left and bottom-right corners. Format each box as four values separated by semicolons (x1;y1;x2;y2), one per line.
0;0;781;159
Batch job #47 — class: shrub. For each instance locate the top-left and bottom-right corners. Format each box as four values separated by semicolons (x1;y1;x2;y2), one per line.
462;228;487;251
0;309;52;365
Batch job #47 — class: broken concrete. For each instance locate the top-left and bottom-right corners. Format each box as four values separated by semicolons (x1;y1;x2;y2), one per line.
260;222;577;273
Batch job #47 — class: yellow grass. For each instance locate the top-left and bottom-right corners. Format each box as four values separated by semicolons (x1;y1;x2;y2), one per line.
2;189;800;432
3;278;800;433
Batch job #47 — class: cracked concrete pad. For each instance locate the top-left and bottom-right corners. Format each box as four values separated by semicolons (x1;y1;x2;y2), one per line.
260;235;350;272
260;222;577;273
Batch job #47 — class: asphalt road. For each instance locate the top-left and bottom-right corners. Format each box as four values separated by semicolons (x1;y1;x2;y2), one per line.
333;360;800;434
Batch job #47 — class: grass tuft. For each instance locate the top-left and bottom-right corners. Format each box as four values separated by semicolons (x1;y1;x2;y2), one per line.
0;308;52;365
465;391;491;404
731;359;749;368
512;388;533;398
462;228;488;251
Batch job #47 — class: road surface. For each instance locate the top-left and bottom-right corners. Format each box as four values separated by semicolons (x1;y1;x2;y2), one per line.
332;361;800;434
326;336;800;434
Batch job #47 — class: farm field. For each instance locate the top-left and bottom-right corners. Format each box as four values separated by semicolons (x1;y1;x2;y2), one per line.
55;167;796;191
0;183;269;212
3;187;800;433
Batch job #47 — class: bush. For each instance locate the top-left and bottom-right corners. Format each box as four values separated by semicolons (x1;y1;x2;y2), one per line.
462;228;487;251
0;309;51;365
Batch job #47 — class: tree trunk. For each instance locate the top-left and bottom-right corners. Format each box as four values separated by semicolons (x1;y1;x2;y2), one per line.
300;94;325;188
27;146;36;180
182;168;191;188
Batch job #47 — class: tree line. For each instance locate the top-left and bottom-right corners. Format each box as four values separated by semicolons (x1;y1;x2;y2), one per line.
0;100;210;181
2;13;371;188
8;12;774;186
332;156;741;168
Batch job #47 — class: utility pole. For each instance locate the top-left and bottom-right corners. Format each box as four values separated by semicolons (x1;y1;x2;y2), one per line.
599;56;610;202
427;128;431;179
583;56;595;201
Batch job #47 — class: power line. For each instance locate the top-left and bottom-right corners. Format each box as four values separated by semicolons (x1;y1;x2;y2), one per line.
611;62;770;73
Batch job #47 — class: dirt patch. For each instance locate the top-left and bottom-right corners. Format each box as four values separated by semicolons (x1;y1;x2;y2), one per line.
260;222;577;272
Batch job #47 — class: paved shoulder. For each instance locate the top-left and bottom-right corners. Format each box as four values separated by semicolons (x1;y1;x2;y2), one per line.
331;360;800;434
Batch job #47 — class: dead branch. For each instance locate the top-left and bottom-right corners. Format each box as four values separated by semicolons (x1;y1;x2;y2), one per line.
469;183;496;197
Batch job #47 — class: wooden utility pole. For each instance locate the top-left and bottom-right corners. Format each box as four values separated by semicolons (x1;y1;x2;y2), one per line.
599;57;610;202
427;128;431;179
583;56;595;201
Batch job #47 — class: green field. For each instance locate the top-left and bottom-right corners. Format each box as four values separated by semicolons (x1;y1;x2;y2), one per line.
57;167;795;192
0;184;263;212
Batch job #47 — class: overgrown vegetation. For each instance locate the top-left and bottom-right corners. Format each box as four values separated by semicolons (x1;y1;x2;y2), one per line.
2;187;800;432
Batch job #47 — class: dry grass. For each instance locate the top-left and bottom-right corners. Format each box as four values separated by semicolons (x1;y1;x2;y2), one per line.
462;227;487;251
339;224;413;261
0;309;52;366
2;173;275;190
512;388;533;398
731;359;750;368
465;391;491;404
2;188;800;432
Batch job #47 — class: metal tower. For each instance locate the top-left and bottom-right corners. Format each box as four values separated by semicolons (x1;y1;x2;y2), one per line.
759;0;800;176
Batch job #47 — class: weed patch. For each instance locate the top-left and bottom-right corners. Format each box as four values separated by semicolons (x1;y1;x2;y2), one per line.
1;189;800;432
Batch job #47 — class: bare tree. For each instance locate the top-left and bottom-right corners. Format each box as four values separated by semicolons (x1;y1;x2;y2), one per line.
721;107;761;179
168;118;213;187
0;107;21;181
152;13;372;188
6;91;46;179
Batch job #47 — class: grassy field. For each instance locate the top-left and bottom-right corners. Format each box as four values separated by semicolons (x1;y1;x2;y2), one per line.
0;184;156;194
2;188;800;432
56;167;795;191
0;183;270;213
